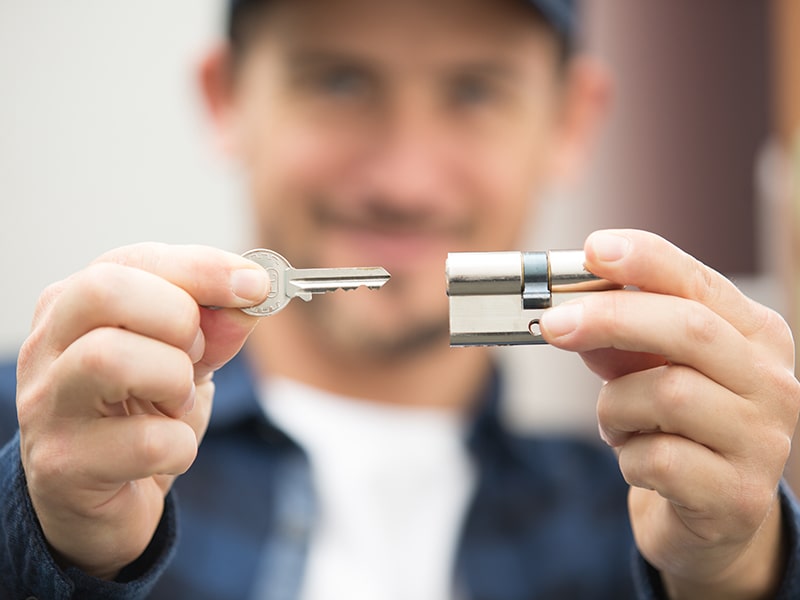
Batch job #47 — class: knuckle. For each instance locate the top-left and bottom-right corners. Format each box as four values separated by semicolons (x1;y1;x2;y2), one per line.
32;279;68;325
17;327;47;382
134;419;198;475
24;436;70;492
17;334;37;371
79;263;124;309
770;431;793;466
689;264;718;305
754;360;800;417
645;435;677;483
653;365;692;416
16;341;58;428
761;306;789;337
759;307;795;359
684;304;719;346
148;344;195;404
15;378;46;429
135;420;173;467
775;370;800;415
729;482;775;532
129;242;168;274
96;242;168;271
76;329;119;376
621;435;678;489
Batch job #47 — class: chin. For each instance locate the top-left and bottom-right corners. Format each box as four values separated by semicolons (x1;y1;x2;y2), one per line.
305;280;450;360
318;227;453;276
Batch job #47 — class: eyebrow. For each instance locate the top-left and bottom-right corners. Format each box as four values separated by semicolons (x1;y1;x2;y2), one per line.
283;48;374;70
442;61;520;81
284;48;522;80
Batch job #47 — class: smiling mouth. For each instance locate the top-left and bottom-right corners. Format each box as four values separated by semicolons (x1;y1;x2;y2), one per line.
311;201;474;268
312;199;473;240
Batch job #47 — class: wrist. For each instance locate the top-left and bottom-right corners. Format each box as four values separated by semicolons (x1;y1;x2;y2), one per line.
661;499;786;600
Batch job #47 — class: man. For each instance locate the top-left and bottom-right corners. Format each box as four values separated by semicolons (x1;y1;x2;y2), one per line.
2;0;799;598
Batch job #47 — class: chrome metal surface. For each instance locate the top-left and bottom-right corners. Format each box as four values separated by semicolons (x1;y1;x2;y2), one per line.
447;250;617;346
241;249;390;317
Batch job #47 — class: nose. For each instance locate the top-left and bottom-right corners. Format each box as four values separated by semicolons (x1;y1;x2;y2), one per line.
359;97;455;212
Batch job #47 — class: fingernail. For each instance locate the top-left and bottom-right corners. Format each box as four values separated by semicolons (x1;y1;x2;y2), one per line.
188;329;205;364
541;303;583;338
590;232;630;262
598;422;612;446
231;268;269;303
182;382;196;415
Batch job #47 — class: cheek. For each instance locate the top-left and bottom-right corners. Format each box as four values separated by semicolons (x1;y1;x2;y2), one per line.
250;122;348;199
242;118;361;240
470;102;561;239
465;148;546;248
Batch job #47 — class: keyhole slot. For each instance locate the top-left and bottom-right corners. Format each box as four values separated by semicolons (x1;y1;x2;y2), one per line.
528;319;542;337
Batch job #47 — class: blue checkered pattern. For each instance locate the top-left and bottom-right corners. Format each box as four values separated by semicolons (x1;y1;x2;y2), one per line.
2;353;800;599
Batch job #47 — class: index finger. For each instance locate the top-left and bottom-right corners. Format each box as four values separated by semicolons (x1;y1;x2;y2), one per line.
95;243;270;309
41;244;270;355
582;230;790;355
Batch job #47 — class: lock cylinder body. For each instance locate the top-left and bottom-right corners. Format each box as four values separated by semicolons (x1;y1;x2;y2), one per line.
446;250;616;346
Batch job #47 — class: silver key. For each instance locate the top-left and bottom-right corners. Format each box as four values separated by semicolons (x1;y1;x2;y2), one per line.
240;249;391;317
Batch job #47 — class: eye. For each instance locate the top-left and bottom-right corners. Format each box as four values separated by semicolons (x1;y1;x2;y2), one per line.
450;76;495;107
315;66;369;97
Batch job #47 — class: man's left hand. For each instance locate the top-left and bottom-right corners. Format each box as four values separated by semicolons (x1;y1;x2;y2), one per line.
540;229;800;598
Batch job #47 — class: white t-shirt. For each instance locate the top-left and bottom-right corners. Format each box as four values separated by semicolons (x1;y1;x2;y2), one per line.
260;377;476;600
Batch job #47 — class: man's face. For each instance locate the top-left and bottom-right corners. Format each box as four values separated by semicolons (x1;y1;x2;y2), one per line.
225;0;566;360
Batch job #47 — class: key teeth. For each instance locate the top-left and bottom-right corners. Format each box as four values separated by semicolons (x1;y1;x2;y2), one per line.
240;249;390;316
329;285;374;292
290;278;390;294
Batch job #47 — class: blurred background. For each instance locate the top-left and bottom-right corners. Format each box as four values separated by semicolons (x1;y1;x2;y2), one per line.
0;2;798;448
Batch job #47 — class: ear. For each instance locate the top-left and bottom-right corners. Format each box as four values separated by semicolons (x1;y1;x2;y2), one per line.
548;56;612;183
197;44;240;157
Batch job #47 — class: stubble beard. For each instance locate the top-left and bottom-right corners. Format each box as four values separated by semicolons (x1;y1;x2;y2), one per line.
297;274;452;365
255;196;466;363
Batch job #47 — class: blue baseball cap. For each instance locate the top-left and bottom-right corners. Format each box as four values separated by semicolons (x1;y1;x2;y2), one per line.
228;0;576;40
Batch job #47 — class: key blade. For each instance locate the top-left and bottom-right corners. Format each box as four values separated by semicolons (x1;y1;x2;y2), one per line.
239;248;390;316
287;267;390;297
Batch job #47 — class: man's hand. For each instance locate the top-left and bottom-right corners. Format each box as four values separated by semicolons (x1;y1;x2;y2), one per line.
540;229;800;598
16;243;269;580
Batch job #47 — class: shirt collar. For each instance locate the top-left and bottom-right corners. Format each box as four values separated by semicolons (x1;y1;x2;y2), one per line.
209;349;508;458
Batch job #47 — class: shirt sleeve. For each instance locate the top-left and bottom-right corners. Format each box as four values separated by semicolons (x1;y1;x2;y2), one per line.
631;479;800;599
0;432;179;600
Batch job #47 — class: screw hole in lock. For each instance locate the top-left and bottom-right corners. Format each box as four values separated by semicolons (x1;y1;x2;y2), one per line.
528;319;542;337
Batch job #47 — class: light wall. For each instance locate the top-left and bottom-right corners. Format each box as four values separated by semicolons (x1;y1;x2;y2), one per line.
0;2;783;436
0;1;246;356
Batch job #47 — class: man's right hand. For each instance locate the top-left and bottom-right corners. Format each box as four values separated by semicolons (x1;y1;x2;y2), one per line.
15;243;269;580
